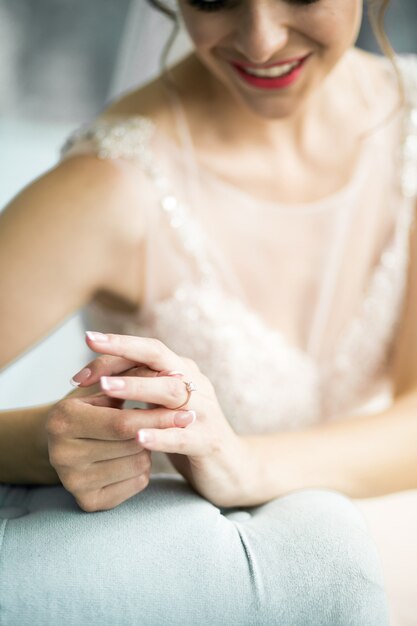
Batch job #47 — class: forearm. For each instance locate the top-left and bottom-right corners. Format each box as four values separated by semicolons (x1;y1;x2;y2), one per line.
239;389;417;506
0;384;100;485
0;402;59;484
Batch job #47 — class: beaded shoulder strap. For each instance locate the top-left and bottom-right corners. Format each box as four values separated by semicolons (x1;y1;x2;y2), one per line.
61;116;217;286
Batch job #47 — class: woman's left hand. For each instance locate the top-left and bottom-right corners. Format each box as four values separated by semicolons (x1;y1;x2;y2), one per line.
70;331;250;508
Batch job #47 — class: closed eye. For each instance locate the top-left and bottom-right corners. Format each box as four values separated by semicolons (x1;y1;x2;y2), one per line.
186;0;320;12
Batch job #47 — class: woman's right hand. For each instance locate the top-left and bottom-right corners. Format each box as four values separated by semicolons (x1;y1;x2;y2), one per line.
45;390;153;512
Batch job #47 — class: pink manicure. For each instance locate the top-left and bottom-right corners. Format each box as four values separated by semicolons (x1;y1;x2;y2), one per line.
100;376;126;390
174;410;197;427
138;430;154;444
86;331;109;343
70;367;92;386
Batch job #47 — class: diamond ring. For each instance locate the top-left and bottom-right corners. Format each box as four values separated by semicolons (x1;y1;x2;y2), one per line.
172;380;197;410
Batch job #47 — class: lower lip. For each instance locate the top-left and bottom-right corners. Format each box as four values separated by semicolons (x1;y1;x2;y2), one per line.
231;56;309;90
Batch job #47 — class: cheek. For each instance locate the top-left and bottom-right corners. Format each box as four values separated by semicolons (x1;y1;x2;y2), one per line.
297;2;363;54
180;9;228;52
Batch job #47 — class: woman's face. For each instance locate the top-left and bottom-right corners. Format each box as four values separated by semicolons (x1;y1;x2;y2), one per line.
178;0;364;119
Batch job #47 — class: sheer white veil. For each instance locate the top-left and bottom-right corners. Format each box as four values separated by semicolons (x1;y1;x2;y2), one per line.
108;0;194;100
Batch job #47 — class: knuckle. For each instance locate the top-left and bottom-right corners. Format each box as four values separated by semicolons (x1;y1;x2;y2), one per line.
62;471;84;495
76;493;99;513
138;473;150;491
112;417;133;439
45;413;61;437
46;404;72;437
48;445;72;469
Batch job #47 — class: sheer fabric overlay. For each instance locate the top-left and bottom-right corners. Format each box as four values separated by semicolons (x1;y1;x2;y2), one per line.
61;54;417;476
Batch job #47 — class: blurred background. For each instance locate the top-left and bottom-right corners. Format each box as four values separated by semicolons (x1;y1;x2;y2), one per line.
1;0;416;408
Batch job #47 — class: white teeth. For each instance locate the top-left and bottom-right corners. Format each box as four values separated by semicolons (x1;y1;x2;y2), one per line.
243;61;300;78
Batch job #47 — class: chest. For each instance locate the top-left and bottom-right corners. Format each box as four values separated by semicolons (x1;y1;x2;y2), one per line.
194;131;366;206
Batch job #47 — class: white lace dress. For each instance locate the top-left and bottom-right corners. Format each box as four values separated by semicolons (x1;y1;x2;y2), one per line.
61;55;417;626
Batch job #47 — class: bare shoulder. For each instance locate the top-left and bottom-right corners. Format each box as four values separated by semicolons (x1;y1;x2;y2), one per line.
349;47;402;110
351;47;393;77
101;54;201;142
103;75;177;138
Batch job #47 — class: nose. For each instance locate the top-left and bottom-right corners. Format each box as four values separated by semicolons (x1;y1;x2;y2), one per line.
233;4;290;65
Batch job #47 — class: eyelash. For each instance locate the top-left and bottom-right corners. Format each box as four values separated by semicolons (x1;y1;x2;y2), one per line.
187;0;230;11
186;0;319;12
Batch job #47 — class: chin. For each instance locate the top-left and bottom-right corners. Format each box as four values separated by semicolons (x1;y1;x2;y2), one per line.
217;65;321;122
241;99;304;120
229;86;311;121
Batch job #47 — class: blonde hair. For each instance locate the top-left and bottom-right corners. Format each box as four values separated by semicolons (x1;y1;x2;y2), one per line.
368;0;394;60
367;0;405;119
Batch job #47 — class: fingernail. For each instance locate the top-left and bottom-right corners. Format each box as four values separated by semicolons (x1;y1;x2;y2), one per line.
137;430;154;444
174;410;196;427
70;367;92;387
156;370;185;378
86;331;109;343
100;376;126;390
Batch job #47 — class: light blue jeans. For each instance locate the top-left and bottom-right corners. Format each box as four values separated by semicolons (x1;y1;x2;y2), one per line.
0;476;389;625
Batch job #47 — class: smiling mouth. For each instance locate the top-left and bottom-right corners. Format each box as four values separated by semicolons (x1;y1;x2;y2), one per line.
227;53;312;91
232;54;311;78
242;61;302;78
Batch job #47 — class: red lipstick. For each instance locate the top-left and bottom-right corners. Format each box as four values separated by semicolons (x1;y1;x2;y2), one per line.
231;54;311;91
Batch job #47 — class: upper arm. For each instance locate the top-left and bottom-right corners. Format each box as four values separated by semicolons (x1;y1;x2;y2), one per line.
0;154;146;370
392;202;417;397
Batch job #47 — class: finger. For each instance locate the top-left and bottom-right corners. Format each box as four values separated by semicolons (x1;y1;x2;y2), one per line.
71;355;141;387
60;400;196;441
87;449;151;490
84;332;182;373
79;406;196;444
99;374;195;410
68;436;142;463
74;451;151;512
136;423;201;456
77;473;150;512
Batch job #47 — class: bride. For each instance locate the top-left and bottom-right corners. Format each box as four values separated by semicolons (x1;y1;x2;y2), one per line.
1;1;416;624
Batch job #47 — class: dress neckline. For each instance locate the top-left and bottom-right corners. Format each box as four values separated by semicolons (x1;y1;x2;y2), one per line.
100;52;404;212
154;51;403;212
156;128;374;213
155;122;379;213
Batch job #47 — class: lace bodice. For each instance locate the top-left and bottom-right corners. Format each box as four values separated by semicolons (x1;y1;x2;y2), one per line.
61;55;417;475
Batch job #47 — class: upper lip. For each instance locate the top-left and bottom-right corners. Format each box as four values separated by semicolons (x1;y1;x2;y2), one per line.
231;53;311;69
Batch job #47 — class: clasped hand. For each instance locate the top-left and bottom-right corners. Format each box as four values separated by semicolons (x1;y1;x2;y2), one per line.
46;332;250;512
